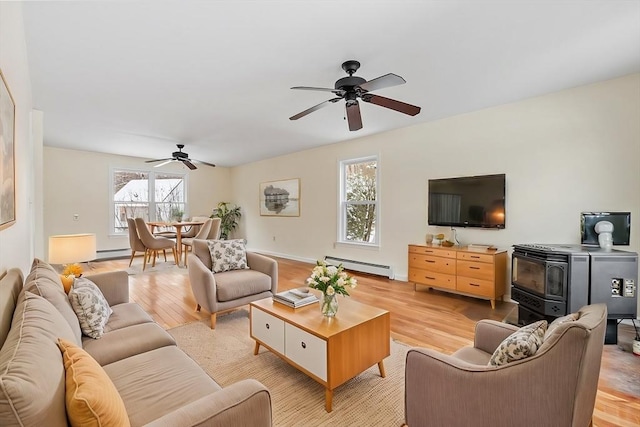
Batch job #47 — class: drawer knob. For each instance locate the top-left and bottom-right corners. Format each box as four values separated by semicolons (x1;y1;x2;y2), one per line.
301;342;306;349
265;323;270;329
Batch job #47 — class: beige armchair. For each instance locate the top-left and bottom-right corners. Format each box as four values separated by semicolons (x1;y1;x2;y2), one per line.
187;239;277;328
404;304;607;427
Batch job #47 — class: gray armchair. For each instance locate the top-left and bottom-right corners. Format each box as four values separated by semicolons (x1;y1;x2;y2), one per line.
404;304;607;427
187;239;278;328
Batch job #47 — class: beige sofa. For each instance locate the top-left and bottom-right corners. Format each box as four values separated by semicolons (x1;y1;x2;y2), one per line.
0;260;272;426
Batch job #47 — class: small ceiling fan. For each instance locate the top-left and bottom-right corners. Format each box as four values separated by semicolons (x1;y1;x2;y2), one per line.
289;60;421;131
145;144;215;170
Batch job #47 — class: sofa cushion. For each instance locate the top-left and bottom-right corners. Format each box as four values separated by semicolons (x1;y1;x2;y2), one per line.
544;312;579;340
207;239;249;273
82;322;176;366
215;269;272;302
24;258;82;345
69;277;113;339
103;303;154;333
489;320;547;366
57;338;130;427
103;346;221;426
0;292;77;427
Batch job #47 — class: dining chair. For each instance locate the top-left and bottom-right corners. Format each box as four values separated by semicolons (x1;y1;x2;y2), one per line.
126;217;146;267
181;218;213;266
134;218;179;270
207;218;222;240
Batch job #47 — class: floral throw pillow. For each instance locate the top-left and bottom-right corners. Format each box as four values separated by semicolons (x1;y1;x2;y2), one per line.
68;277;113;339
488;320;548;366
207;239;249;273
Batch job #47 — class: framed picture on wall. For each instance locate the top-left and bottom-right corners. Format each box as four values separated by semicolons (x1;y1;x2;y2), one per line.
259;178;300;217
0;69;16;231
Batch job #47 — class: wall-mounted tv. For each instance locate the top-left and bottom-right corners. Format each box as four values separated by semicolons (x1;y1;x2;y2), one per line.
428;174;506;229
580;212;631;246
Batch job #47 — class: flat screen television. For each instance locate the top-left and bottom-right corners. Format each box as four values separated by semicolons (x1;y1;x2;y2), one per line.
428;174;506;228
580;212;631;246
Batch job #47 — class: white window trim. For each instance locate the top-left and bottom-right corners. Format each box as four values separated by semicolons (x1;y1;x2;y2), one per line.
337;155;380;247
109;167;188;236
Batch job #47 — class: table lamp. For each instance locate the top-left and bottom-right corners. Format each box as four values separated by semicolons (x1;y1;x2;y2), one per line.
48;233;97;292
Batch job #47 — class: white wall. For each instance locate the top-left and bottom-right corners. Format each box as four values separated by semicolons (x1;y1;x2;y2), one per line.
232;74;640;304
42;147;232;256
0;2;36;275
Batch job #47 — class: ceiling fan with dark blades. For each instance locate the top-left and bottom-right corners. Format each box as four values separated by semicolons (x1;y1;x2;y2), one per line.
289;60;421;131
145;144;215;170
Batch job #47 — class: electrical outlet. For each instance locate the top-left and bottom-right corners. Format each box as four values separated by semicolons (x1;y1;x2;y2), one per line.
73;214;79;221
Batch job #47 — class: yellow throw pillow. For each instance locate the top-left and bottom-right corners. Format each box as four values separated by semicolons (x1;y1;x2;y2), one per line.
57;338;130;427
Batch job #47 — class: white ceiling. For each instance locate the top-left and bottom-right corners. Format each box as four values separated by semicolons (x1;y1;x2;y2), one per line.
22;1;640;167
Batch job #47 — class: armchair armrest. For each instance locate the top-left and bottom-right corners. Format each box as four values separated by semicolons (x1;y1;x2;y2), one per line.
246;252;278;294
143;379;271;427
473;319;518;354
187;253;218;313
85;270;129;305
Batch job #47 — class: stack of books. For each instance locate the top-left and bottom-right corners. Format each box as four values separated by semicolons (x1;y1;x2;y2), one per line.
273;289;319;308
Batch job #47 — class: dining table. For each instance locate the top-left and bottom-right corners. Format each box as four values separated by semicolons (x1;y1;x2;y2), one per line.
146;220;204;267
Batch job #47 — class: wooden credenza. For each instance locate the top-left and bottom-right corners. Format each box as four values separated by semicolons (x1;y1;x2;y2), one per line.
408;244;507;308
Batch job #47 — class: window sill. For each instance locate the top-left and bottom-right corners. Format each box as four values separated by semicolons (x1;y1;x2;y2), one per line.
334;241;380;251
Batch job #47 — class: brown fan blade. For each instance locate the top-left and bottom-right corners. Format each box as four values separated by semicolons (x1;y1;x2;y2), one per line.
289;98;342;120
145;158;172;163
182;159;197;170
359;73;406;93
346;101;363;131
292;86;346;96
361;93;421;116
193;159;216;168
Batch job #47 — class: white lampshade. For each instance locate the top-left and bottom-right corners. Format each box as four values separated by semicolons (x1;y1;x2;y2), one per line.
48;233;97;264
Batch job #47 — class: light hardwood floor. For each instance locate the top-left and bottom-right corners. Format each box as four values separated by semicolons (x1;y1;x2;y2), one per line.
91;255;640;426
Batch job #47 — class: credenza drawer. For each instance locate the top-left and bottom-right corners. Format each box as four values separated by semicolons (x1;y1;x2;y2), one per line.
409;253;456;275
409;245;456;259
456;260;494;281
251;308;285;354
457;252;495;264
457;276;494;297
285;323;327;381
408;270;456;290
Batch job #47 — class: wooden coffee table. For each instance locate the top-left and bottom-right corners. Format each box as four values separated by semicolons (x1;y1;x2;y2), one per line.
250;295;390;412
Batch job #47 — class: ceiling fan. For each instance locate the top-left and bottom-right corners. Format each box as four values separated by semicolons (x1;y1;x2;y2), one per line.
145;144;215;170
289;60;421;131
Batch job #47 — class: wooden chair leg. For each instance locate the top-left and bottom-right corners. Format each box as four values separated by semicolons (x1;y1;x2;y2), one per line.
162;249;167;261
143;250;149;271
129;250;136;267
172;247;178;265
152;250;157;267
210;313;217;329
183;245;189;266
195;304;201;312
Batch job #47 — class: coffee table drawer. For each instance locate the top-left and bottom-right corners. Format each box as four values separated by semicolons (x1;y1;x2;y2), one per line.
251;308;285;354
285;323;327;381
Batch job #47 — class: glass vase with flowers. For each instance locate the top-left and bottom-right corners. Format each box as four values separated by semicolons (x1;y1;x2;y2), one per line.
306;260;357;317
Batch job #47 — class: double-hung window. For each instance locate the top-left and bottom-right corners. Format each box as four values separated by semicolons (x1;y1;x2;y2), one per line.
111;169;187;234
338;156;379;245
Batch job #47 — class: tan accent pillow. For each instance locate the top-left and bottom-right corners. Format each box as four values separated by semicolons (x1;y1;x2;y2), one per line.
57;338;130;427
489;320;548;366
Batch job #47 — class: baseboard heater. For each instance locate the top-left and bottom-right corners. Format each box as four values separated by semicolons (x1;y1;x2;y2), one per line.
324;256;394;279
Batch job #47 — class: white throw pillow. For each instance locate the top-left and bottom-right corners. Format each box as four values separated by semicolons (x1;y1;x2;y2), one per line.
488;320;547;366
68;277;113;339
207;239;249;273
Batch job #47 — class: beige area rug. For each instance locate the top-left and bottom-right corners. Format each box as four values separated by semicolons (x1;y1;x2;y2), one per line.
168;310;408;426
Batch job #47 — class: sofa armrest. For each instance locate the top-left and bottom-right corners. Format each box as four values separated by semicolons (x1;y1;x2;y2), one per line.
473;319;518;354
246;252;278;294
85;270;129;305
143;379;271;427
188;253;218;313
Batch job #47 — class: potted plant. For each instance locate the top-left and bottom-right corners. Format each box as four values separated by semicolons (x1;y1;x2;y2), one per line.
171;207;184;222
211;202;241;239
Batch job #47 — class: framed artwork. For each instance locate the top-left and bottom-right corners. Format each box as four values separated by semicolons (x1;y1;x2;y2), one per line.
260;178;300;216
0;69;16;231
